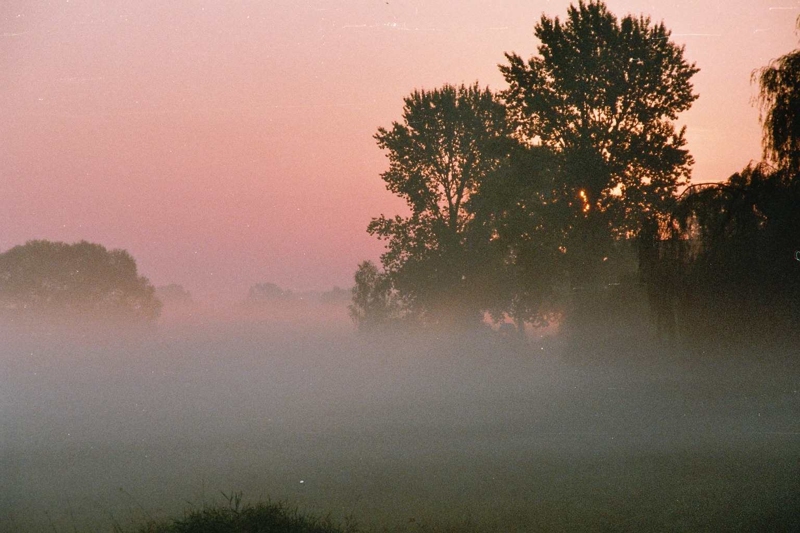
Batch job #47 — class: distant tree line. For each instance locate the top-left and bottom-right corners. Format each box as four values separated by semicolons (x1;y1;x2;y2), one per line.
156;283;194;306
351;0;800;351
0;243;353;325
244;283;351;307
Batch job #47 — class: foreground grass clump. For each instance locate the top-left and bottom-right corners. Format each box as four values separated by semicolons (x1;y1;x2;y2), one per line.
132;493;357;533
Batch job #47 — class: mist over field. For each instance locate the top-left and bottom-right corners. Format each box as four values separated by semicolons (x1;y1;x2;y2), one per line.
3;2;800;530
3;307;799;532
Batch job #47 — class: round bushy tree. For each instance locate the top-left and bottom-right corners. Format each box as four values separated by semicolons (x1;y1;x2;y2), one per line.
0;240;161;322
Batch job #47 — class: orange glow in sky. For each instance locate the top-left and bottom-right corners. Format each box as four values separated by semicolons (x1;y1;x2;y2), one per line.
1;1;797;299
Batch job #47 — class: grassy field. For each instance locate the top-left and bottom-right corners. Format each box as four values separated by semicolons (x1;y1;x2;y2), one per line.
107;446;800;533
2;322;799;532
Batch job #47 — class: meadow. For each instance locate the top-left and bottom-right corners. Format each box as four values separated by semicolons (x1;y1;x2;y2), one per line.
2;313;799;532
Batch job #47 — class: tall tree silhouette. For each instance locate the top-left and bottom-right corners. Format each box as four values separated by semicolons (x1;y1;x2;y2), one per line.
754;16;800;173
367;83;512;326
501;0;698;286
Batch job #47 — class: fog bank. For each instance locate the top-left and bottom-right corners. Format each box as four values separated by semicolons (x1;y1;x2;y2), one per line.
2;316;799;532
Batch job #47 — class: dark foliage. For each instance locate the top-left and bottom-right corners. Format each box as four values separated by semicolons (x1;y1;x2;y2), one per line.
753;16;800;173
355;2;798;350
643;165;800;350
475;143;567;327
135;494;355;533
640;24;800;352
0;240;161;322
366;83;512;327
501;0;698;286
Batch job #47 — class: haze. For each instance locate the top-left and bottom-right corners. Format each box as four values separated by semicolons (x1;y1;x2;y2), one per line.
2;2;800;531
3;317;799;532
1;0;797;299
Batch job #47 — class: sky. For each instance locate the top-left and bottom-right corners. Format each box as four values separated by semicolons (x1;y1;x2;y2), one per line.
1;0;798;300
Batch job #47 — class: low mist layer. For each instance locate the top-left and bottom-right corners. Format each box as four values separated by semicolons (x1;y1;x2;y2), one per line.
2;316;799;532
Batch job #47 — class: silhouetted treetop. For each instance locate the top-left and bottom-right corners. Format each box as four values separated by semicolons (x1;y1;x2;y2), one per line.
368;83;513;326
372;83;510;235
0;240;161;322
501;0;698;240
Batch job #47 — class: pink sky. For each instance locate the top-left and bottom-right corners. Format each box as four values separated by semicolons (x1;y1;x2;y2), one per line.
1;1;798;300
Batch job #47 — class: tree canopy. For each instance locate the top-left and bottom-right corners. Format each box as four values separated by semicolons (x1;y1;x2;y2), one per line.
500;0;698;284
475;143;566;327
0;240;161;322
355;1;707;337
367;82;512;326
